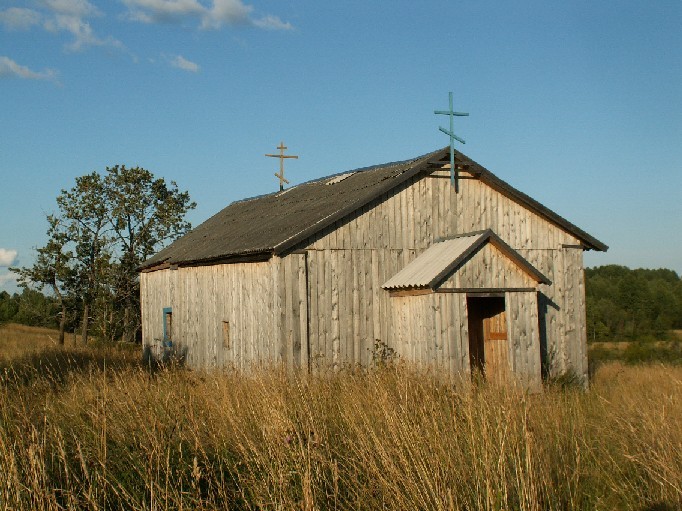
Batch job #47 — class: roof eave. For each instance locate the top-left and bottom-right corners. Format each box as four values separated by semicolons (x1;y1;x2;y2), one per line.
139;249;272;272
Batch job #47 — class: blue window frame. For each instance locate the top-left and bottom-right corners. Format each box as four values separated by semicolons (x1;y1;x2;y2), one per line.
162;307;172;342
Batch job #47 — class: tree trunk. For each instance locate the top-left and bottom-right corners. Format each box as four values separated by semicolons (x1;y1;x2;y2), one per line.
51;283;66;346
58;303;66;346
81;302;89;345
123;305;133;343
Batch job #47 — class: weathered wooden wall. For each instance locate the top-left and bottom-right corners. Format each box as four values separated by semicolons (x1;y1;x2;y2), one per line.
505;291;542;387
440;243;537;289
273;254;309;371
299;168;588;381
391;293;469;374
389;290;542;386
141;166;590;383
141;261;278;370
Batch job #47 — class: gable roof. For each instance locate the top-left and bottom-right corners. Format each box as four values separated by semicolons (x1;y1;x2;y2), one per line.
140;148;607;271
382;230;551;290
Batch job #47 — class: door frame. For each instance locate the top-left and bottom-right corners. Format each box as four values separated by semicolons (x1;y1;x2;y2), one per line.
466;293;509;380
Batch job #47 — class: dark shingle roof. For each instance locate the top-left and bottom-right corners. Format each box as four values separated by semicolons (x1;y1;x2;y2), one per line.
140;148;607;270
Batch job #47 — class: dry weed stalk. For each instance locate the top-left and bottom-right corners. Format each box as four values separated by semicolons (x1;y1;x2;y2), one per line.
0;326;680;510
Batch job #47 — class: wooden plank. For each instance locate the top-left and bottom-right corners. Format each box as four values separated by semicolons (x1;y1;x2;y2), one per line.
307;252;318;372
285;256;296;370
362;250;372;366
230;265;239;369
297;254;308;372
443;293;454;375
528;291;542;387
371;250;381;362
411;178;428;249
376;194;385;248
387;288;432;297
352;249;361;365
435;291;444;371
576;250;589;384
461;294;471;374
554;249;567;374
337;250;348;369
245;265;254;367
330;249;340;370
387;191;396;249
276;256;287;366
482;179;490;228
401;182;409;250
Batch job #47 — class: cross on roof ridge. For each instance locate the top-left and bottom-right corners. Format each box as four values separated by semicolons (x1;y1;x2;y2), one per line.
435;92;469;192
266;141;299;191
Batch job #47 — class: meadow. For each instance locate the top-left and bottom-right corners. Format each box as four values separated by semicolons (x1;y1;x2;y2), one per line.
0;323;680;510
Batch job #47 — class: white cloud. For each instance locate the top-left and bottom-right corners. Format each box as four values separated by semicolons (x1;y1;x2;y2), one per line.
0;249;18;267
201;0;251;28
0;1;122;52
170;54;199;72
0;272;18;289
42;0;123;51
252;14;291;31
0;56;57;81
44;0;100;18
45;13;122;51
0;7;41;30
122;0;292;30
122;0;204;23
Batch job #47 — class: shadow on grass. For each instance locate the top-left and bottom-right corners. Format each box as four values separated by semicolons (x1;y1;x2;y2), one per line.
641;503;678;511
0;345;143;388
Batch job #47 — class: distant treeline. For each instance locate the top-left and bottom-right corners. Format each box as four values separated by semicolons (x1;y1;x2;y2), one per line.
4;264;681;343
0;289;62;329
586;265;682;341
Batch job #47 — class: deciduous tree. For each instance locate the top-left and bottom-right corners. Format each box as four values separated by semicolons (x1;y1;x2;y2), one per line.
13;165;194;344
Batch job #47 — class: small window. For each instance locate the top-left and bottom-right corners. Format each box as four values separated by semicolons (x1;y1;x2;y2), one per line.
222;321;230;349
163;307;173;341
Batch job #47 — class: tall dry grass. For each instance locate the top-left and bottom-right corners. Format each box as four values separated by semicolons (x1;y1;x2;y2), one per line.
0;326;680;510
0;323;66;359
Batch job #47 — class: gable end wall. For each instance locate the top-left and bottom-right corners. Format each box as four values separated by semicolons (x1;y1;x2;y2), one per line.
299;170;588;380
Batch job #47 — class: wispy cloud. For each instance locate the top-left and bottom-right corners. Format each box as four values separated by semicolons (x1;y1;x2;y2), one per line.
0;0;122;51
0;249;18;267
45;0;123;51
0;272;18;289
122;0;292;31
252;14;292;31
0;56;57;81
122;0;205;24
0;7;41;30
170;54;199;72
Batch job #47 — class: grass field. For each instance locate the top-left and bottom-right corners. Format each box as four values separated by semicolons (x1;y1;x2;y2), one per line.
0;324;680;510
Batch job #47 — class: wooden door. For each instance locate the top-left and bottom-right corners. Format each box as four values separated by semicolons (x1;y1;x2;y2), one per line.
482;306;508;383
467;297;509;382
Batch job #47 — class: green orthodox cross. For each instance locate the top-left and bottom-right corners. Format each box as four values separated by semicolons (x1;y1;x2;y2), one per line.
266;141;299;191
435;92;469;192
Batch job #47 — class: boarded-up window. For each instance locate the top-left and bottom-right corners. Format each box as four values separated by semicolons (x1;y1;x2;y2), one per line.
163;307;172;341
222;321;230;349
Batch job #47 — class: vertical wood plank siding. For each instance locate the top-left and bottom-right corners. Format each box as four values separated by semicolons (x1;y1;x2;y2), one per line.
141;262;277;371
141;167;590;383
298;170;587;381
505;291;542;388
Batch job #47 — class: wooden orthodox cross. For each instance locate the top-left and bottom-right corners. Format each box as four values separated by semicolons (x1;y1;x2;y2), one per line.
266;141;299;191
435;92;469;192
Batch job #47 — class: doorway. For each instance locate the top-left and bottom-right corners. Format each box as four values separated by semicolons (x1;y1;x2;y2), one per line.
466;296;509;382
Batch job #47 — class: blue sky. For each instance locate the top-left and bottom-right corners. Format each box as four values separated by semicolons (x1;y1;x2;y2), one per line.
1;0;680;292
